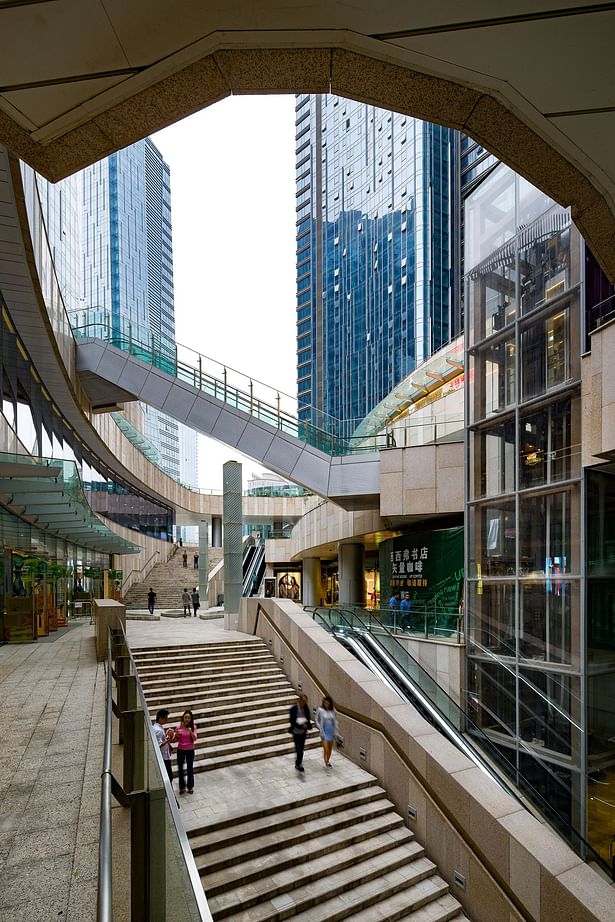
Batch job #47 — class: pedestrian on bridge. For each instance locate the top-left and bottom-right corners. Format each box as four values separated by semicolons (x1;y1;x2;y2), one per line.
193;553;199;569
181;588;191;617
182;551;188;568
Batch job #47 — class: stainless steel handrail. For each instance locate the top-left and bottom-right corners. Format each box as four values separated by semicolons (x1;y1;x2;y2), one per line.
116;622;213;922
98;629;114;922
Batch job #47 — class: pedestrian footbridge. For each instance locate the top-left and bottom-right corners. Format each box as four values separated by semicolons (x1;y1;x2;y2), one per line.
75;327;381;510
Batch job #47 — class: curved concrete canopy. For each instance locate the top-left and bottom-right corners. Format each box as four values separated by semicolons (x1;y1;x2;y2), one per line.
1;3;615;278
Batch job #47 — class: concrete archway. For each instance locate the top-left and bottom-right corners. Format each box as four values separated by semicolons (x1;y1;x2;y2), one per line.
2;10;615;278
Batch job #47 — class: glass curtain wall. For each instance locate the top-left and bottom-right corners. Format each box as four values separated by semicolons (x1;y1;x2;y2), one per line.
465;164;584;839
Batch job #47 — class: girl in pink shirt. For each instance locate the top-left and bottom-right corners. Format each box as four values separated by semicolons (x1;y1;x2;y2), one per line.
175;709;197;793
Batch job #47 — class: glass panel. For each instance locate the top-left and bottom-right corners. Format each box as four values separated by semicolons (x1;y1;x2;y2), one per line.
467;658;517;739
467;247;516;346
519;490;576;577
467;579;516;658
519;580;577;666
519;398;578;489
519;225;571;315
470;337;515;422
469;499;516;577
518;668;579;757
470;420;515;499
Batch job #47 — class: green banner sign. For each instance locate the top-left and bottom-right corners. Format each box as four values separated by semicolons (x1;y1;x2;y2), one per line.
380;526;463;608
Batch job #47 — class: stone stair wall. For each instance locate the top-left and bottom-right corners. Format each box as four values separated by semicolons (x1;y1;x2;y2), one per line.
132;639;469;921
124;544;223;610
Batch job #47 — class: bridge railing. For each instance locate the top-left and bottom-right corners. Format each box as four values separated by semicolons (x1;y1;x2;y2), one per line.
73;311;463;457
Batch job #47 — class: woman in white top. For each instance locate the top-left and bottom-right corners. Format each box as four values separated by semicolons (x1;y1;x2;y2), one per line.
315;695;338;770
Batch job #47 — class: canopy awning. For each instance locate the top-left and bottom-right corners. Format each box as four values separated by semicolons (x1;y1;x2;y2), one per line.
0;454;141;556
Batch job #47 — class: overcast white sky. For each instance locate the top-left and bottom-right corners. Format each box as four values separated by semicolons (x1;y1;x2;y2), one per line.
152;95;297;490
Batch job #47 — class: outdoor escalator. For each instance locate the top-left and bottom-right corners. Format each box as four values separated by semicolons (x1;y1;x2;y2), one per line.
242;540;265;597
307;604;613;880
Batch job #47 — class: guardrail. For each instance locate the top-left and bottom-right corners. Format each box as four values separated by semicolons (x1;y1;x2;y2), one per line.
98;623;213;921
370;605;464;643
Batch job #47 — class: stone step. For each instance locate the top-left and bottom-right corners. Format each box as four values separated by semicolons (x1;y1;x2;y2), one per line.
139;666;283;692
143;687;295;711
142;679;293;705
192;721;289;747
208;838;434;920
194;737;321;772
189;783;384;852
137;658;274;679
190;728;307;761
165;704;291;729
198;800;404;885
284;877;459;922
133;643;266;655
133;640;266;655
159;702;294;732
204;812;411;897
133;647;268;666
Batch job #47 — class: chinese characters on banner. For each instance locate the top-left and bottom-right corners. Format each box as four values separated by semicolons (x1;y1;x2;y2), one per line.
390;545;430;589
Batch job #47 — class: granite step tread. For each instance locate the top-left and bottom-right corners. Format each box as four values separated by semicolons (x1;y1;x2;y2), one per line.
133;643;267;659
208;841;436;920
165;706;291;729
183;729;301;759
180;712;290;737
143;687;295;709
189;779;381;838
194;738;321;772
140;675;291;697
138;663;279;682
284;875;455;922
201;811;411;894
159;699;295;724
135;652;273;671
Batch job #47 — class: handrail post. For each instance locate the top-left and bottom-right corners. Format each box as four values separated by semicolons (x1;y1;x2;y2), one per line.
277;392;281;428
249;379;253;415
223;367;227;402
123;705;145;794
198;355;202;390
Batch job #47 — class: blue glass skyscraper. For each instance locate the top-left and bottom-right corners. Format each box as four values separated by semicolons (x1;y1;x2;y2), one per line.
80;138;196;484
296;95;454;439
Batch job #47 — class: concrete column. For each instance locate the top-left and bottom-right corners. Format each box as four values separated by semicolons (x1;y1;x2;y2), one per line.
198;522;209;610
211;516;222;548
338;543;365;606
302;557;322;608
223;461;242;622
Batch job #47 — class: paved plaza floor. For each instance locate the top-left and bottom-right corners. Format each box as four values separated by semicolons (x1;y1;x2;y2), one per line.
0;613;365;920
0;614;257;920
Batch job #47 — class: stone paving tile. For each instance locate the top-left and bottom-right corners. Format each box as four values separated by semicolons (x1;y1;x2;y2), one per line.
5;822;77;866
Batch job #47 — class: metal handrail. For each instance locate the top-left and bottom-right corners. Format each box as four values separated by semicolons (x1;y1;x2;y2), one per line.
116;622;213;921
98;629;114;922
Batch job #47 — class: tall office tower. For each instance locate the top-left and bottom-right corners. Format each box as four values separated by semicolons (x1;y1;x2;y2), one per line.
80;139;198;487
295;94;454;439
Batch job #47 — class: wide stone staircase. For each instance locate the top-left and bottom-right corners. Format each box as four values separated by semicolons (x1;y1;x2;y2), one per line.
124;544;223;611
133;639;321;771
132;639;469;921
